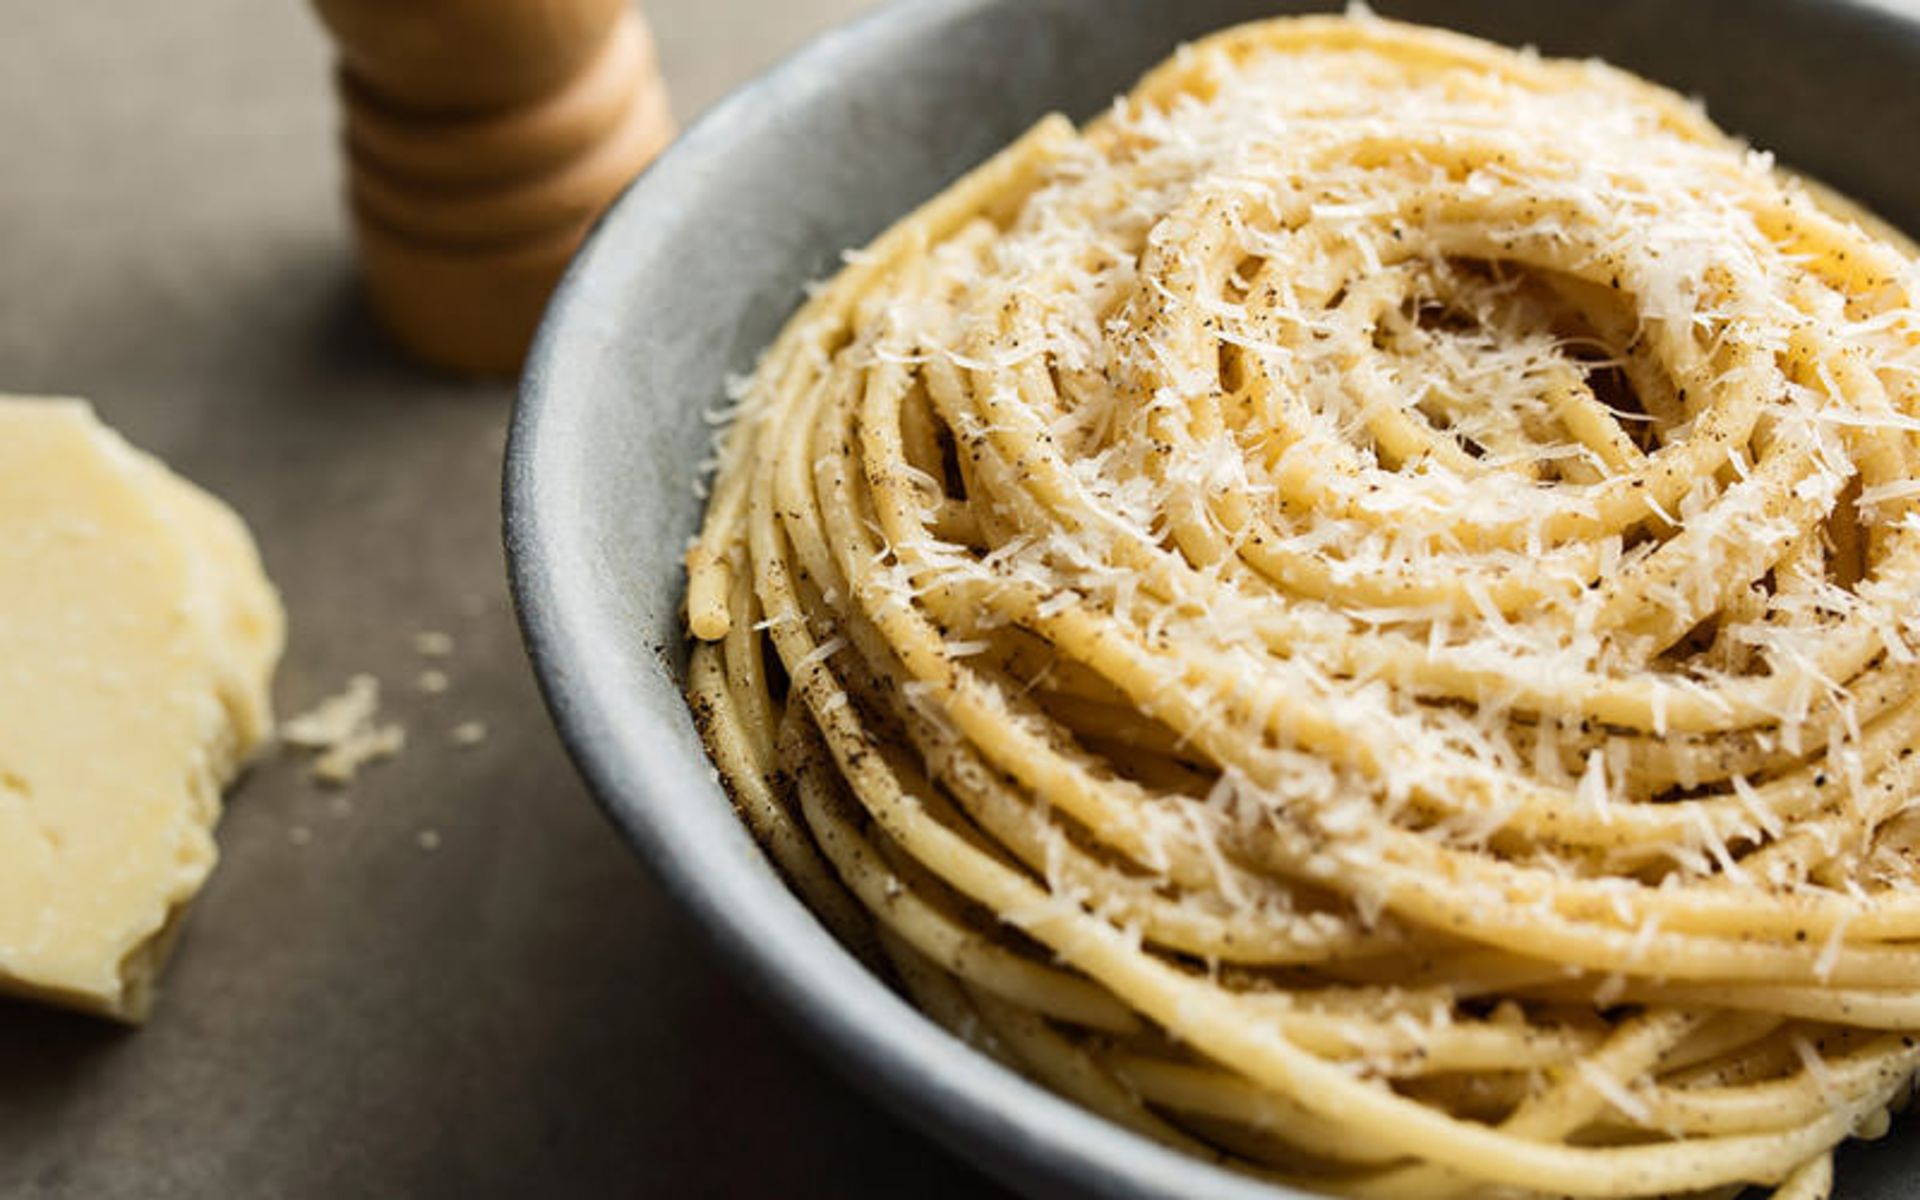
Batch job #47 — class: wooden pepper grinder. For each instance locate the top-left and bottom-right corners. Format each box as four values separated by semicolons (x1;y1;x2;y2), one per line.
310;0;674;374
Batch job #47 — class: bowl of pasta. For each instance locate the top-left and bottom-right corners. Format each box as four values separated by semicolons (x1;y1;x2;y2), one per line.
507;0;1920;1196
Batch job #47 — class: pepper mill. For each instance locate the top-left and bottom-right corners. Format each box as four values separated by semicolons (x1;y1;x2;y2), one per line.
310;0;674;375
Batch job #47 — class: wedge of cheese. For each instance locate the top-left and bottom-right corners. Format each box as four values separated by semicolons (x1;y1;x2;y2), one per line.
0;398;283;1021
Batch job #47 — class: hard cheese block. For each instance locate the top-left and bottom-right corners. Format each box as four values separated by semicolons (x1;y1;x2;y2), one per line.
0;398;283;1020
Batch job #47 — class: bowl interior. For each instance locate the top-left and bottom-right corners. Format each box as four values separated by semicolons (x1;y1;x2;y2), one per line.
507;1;1920;1196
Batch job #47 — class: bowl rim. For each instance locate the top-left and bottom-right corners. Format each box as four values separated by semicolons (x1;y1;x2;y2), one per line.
504;1;1920;1197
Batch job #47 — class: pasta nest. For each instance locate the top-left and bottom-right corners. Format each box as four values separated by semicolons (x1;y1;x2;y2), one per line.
687;14;1920;1198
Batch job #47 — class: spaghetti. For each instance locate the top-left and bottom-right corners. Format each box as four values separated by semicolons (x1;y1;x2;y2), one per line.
684;14;1920;1197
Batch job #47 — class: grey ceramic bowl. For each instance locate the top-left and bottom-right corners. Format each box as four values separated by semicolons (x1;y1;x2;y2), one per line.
506;1;1920;1196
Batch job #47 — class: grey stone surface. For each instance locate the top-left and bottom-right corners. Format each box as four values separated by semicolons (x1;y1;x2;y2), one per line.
0;1;1002;1196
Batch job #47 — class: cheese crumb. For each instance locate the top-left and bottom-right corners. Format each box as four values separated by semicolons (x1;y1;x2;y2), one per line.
449;721;488;749
282;674;380;749
283;674;406;786
413;630;455;658
312;724;405;786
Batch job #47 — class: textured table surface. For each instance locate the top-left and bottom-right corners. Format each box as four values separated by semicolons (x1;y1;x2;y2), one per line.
3;2;1919;1198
